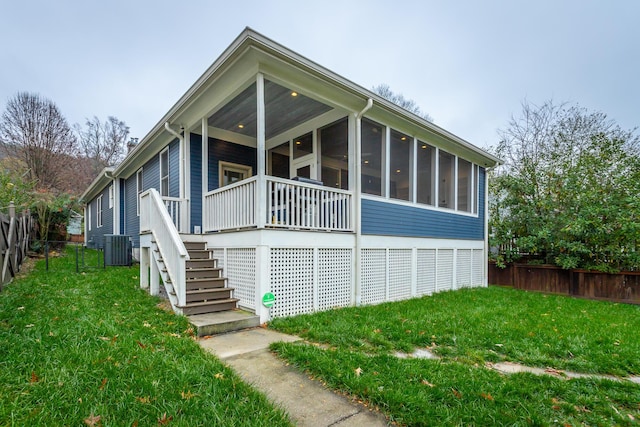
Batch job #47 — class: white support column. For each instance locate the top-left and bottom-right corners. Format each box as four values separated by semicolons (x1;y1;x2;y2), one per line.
150;251;159;296
255;244;270;323
384;126;390;198
201;117;209;232
411;137;417;203
484;169;489;287
140;247;150;289
184;130;191;233
256;73;267;229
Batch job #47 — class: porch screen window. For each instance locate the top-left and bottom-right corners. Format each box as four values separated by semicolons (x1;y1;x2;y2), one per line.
320;118;348;189
97;195;103;228
361;118;384;196
416;141;435;205
136;168;143;216
219;161;252;187
438;150;454;209
293;132;313;159
269;141;290;179
160;148;169;197
473;164;479;214
457;158;472;212
389;129;411;201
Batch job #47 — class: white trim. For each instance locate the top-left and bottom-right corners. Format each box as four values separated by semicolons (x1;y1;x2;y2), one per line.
201;117;208;233
361;194;479;218
136;168;143;216
87;203;92;232
384;126;390;198
108;184;114;209
218;161;253;187
184;130;191;232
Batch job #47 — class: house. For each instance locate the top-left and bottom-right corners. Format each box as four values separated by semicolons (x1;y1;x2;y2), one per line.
80;28;500;324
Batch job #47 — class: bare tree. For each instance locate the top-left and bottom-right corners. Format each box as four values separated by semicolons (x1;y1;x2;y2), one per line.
372;83;433;122
75;116;129;175
0;92;77;190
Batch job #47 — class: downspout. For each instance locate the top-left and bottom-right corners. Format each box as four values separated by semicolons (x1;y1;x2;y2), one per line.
164;122;185;200
354;98;373;306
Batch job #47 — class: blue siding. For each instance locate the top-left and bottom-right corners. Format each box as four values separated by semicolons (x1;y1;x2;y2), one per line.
207;138;257;192
143;153;160;192
361;168;486;240
86;184;114;248
169;139;180;197
124;173;139;248
190;134;202;231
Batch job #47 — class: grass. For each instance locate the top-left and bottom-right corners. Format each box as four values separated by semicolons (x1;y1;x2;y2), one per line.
0;247;291;426
269;287;640;426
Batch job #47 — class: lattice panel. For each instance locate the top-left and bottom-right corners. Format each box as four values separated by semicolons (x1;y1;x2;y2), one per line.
417;249;436;296
318;249;353;311
361;249;386;304
436;249;454;291
388;249;412;301
472;249;484;287
226;248;256;309
270;248;314;318
210;248;225;270
456;249;472;288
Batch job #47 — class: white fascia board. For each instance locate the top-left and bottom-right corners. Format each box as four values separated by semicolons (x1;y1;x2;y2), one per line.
79;167;115;203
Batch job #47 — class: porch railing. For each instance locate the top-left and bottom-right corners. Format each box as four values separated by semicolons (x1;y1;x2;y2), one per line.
162;196;189;234
202;175;352;233
140;189;188;307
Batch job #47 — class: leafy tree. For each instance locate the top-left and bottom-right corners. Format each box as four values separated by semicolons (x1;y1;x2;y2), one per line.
372;83;433;122
0;92;77;191
75;115;129;175
490;100;640;272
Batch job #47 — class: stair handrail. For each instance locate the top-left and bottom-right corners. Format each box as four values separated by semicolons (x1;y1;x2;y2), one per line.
140;189;189;307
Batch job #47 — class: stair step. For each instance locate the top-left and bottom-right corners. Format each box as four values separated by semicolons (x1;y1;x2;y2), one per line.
188;250;214;260
185;268;222;279
183;241;207;251
186;259;217;269
178;299;239;315
186;277;226;290
171;287;234;303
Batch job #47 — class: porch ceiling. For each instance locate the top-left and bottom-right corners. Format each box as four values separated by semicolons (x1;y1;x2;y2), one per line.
208;79;332;141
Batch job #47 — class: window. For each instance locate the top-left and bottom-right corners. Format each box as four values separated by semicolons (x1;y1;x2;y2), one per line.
416;141;435;205
389;129;411;201
269;141;290;179
219;161;252;187
136;168;143;216
438;150;455;209
160;147;169;197
108;184;114;209
319;118;349;189
97;195;103;228
293;132;313;159
361;118;384;196
457;158;472;212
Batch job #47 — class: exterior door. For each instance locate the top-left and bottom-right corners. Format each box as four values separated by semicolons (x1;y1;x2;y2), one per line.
290;131;317;180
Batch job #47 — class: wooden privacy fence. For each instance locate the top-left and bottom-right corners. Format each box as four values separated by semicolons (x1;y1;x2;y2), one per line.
489;262;640;304
0;202;35;289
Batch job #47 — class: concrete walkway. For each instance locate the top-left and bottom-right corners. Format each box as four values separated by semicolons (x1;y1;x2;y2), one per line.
198;328;390;427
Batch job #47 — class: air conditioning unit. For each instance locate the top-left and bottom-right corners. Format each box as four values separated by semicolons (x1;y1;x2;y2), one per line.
104;235;132;266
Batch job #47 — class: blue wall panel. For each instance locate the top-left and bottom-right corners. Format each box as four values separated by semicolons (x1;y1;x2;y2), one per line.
169;139;180;198
207;138;257;192
143;153;160;193
190;134;202;231
361;168;486;240
124;173;139;248
86;184;114;248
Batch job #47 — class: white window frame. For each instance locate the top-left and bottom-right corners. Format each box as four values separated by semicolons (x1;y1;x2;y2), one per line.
97;195;103;228
87;203;92;231
136;168;143;216
218;161;252;187
108;184;114;209
160;147;169;197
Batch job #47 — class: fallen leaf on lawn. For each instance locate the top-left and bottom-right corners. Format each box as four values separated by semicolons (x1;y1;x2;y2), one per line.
451;388;462;399
494;343;503;347
480;392;494;401
17;306;25;311
373;329;381;334
552;405;561;410
143;322;151;328
158;413;173;425
132;421;138;427
136;396;150;404
99;378;108;390
355;367;363;377
551;398;560;404
628;414;635;421
49;331;54;336
181;390;196;400
25;324;34;328
84;413;101;426
30;371;39;383
421;379;435;387
137;341;146;349
214;373;224;379
574;405;590;413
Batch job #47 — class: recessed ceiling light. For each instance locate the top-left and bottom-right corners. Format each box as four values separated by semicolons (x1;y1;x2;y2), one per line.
364;160;369;164
401;136;407;141
295;140;301;145
421;145;427;149
238;124;244;129
396;169;401;173
291;91;298;97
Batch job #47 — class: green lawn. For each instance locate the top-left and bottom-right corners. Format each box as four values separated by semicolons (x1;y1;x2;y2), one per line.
0;248;290;426
269;286;640;426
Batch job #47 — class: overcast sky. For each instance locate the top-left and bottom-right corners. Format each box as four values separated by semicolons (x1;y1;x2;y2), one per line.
1;0;638;151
